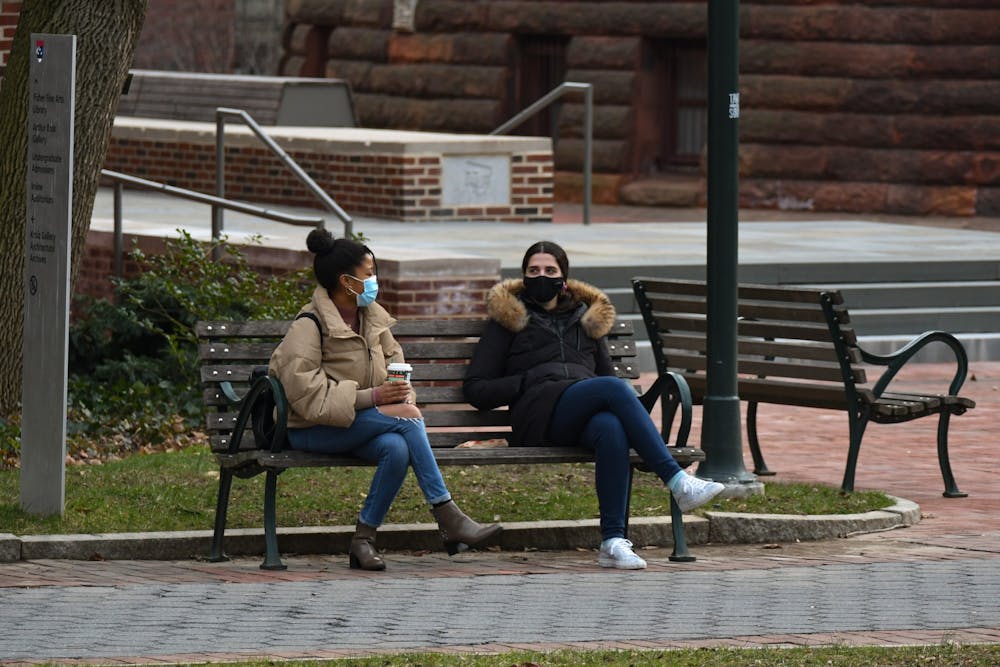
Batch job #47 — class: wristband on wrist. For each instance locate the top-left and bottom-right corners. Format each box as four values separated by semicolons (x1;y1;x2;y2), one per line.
372;386;381;405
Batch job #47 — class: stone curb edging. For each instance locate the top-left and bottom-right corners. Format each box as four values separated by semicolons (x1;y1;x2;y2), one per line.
0;497;919;563
705;496;921;544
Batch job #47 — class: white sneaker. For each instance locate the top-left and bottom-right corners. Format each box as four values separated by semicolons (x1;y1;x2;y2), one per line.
598;537;647;570
672;473;725;512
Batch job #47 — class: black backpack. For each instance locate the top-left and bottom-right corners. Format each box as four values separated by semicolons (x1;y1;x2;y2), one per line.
248;312;322;451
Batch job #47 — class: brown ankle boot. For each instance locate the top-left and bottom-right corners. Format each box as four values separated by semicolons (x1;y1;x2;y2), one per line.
349;521;385;570
430;500;502;555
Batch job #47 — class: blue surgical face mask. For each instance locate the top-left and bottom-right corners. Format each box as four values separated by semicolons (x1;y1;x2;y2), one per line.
344;274;379;307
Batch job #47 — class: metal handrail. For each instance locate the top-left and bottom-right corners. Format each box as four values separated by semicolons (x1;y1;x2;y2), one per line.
215;107;354;239
101;169;326;277
491;81;593;225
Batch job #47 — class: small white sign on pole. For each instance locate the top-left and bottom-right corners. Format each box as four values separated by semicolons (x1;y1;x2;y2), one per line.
21;33;76;516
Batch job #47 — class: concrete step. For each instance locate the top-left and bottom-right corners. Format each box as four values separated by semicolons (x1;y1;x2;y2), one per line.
815;281;1000;309
560;259;1000;289
605;286;637;314
849;306;1000;336
857;333;1000;364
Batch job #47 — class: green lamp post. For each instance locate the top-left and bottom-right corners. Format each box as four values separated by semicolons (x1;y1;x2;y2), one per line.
698;0;757;485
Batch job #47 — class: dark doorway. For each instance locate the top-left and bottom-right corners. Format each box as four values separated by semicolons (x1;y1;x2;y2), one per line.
512;34;570;140
632;39;707;175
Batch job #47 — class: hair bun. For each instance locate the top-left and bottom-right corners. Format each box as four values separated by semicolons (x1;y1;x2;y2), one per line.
306;228;335;255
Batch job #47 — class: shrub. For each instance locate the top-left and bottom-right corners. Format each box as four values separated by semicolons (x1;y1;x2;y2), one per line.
0;414;19;469
56;231;312;462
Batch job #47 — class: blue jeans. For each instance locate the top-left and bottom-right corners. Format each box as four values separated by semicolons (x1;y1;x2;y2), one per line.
548;376;684;540
287;408;451;528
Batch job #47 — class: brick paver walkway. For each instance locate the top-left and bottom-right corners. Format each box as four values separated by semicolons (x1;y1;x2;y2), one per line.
0;361;996;665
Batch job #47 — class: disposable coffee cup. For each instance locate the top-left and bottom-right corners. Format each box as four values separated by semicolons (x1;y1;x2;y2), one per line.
386;362;412;383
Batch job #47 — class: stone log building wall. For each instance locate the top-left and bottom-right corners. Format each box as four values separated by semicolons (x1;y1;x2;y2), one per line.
280;0;1000;217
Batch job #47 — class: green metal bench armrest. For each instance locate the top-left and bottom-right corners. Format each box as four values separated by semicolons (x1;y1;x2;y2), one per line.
860;330;970;398
638;371;693;448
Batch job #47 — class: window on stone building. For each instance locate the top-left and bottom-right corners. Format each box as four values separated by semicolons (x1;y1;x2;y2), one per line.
512;34;570;140
633;40;707;174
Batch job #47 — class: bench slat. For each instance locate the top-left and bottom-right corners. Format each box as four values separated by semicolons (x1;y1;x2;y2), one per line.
212;430;514;451
682;375;849;410
199;342;278;362
220;445;705;470
202;365;257;384
658;333;853;363
652;312;852;344
399;341;481;358
643;293;837;324
197;318;636;340
665;353;864;383
197;321;292;338
427;432;512;447
880;392;974;410
422;411;511;427
635;277;844;306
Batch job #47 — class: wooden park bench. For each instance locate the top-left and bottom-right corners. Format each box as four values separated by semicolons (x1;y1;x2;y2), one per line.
119;69;357;127
631;277;975;498
198;317;703;570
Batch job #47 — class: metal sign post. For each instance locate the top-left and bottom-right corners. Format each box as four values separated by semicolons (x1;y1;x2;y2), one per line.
20;33;76;515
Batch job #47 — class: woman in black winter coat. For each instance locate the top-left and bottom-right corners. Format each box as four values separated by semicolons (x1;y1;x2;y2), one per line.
464;241;724;570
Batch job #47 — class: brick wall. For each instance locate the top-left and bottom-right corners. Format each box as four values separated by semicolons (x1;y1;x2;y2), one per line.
0;1;19;73
79;230;500;321
103;122;554;222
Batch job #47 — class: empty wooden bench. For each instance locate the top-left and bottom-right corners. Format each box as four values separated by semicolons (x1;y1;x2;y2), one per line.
198;317;703;570
119;69;357;126
631;277;974;497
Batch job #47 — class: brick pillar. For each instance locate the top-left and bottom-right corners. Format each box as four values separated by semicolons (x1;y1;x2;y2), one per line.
377;253;500;320
0;1;21;73
78;231;502;322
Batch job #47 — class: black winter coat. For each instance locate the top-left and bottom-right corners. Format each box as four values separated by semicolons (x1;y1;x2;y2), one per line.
463;278;616;446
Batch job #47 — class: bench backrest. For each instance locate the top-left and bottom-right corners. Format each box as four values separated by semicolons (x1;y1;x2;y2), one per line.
119;70;357;127
632;277;864;410
197;318;641;453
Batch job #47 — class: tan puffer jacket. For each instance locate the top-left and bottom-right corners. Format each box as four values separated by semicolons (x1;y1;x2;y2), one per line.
269;286;409;428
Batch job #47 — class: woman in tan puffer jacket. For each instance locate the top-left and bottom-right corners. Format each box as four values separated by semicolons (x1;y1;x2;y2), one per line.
269;229;501;570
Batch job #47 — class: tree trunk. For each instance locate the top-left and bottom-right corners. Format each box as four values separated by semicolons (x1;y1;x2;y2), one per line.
0;0;148;417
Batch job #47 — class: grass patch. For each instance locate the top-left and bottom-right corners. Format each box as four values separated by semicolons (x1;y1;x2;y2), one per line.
0;445;892;536
697;480;892;516
94;644;1000;666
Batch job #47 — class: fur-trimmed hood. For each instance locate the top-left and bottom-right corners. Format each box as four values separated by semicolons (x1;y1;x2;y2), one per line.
486;278;616;339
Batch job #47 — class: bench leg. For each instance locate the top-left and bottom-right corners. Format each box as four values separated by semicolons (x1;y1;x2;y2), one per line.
668;494;695;562
937;412;968;498
208;468;234;563
841;412;870;493
623;466;634;540
746;402;775;476
260;469;288;571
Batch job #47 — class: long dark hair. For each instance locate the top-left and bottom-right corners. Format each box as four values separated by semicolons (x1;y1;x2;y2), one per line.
520;240;570;278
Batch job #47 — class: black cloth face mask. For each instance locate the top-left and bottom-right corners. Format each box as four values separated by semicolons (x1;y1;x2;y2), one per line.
522;275;565;303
